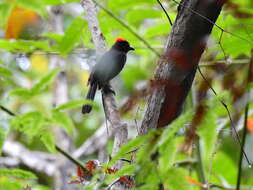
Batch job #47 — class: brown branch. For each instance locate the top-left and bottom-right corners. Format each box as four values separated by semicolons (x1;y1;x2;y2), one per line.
140;0;225;134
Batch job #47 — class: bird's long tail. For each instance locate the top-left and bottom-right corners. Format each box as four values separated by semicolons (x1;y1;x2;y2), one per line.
82;82;98;114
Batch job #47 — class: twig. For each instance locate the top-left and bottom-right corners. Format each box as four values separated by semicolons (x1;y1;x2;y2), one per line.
0;105;16;116
218;30;228;63
55;146;87;172
197;67;251;165
236;102;249;190
157;0;173;26
236;51;253;190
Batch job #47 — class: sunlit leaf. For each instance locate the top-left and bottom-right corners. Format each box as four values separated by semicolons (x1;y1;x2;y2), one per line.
52;110;75;136
0;168;37;180
56;17;86;56
0;39;51;52
40;131;56;153
31;68;60;95
163;168;190;190
0;66;12;77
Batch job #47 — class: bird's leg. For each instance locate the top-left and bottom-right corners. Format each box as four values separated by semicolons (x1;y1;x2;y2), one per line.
102;83;116;95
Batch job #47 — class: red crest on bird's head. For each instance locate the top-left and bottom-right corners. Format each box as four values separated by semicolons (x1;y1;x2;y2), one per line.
115;37;126;42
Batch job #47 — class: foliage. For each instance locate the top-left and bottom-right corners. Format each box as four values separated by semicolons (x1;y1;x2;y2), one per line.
0;0;252;189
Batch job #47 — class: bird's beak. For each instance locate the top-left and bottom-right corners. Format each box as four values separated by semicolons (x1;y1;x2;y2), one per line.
129;46;135;51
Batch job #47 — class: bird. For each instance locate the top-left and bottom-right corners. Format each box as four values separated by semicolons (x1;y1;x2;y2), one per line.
82;38;134;114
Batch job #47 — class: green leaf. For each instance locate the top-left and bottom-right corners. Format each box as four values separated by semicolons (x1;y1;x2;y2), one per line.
52;110;75;136
16;0;47;17
159;111;193;146
0;2;14;28
0;66;12;77
197;103;219;164
158;138;177;175
0;39;51;53
57;17;86;55
54;99;98;111
108;131;155;167
31;68;60;95
0;178;23;190
9;88;31;99
11;111;47;139
163;168;190;190
104;164;136;184
42;0;63;5
42;32;63;44
0;168;37;180
10;111;56;152
126;9;162;25
212;151;237;183
42;0;79;5
144;23;170;39
9;69;60;98
108;0;156;10
54;99;87;111
122;64;148;91
40;131;56;153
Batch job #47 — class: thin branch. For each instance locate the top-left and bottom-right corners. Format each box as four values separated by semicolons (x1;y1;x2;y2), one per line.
55;146;87;173
236;50;253;190
236;102;249;190
197;67;251;165
157;0;173;26
0;105;16;116
218;30;228;63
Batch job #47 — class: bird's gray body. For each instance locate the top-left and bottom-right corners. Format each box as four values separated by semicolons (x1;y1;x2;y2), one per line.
82;39;134;114
89;49;127;87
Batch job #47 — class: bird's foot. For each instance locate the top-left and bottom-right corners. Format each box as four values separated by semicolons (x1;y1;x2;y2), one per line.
102;85;116;95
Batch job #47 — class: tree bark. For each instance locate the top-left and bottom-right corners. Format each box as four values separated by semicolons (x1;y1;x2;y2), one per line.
80;0;128;168
140;0;225;135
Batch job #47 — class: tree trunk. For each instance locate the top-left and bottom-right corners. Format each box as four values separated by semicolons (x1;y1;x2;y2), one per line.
140;0;225;134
